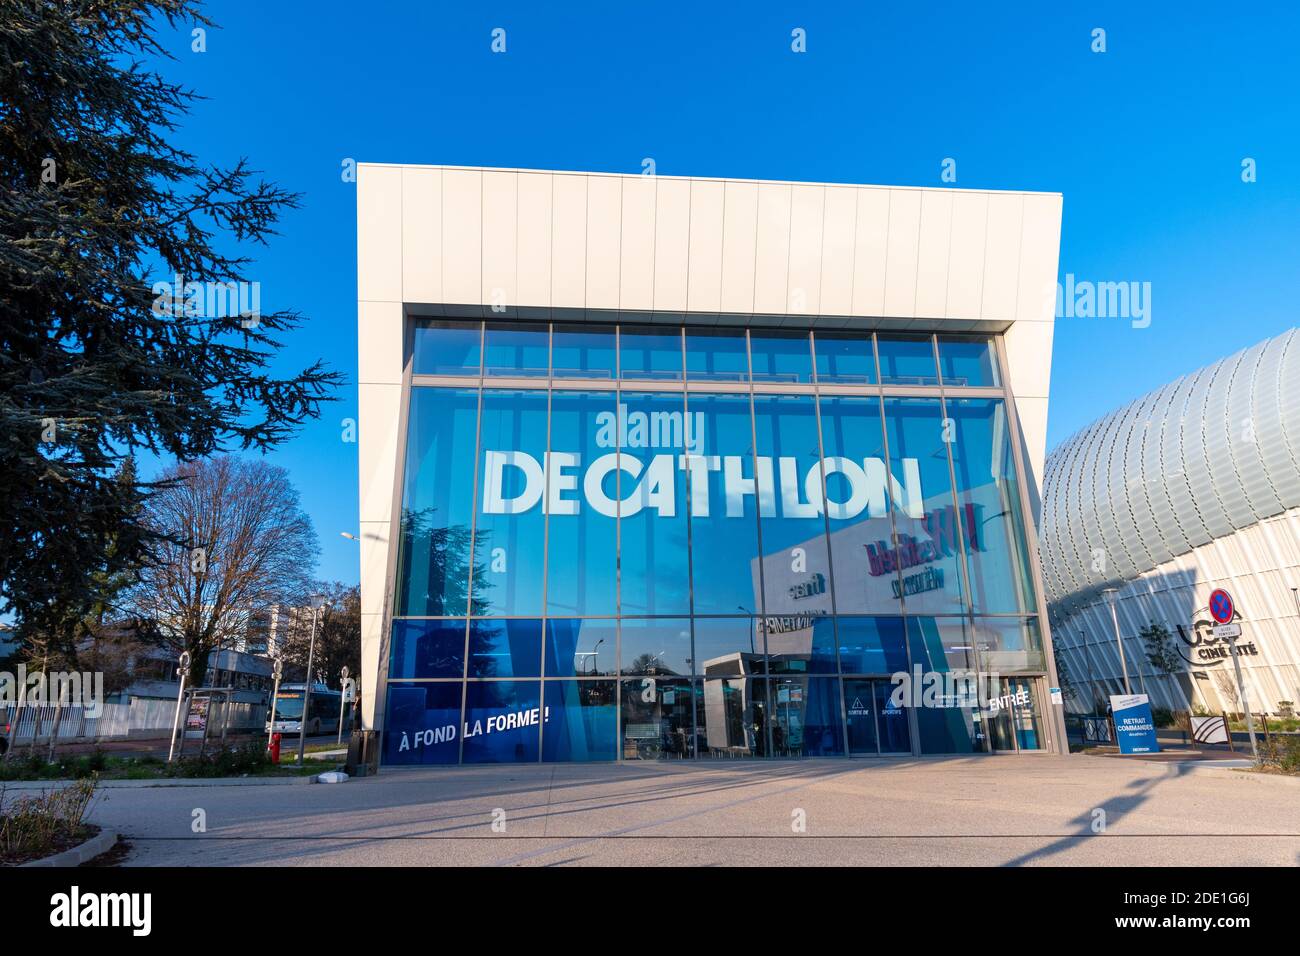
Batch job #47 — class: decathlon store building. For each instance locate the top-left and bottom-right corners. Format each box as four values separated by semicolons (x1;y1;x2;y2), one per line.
356;165;1068;765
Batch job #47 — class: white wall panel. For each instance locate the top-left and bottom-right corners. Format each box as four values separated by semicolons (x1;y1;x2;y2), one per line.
786;184;825;317
687;179;725;314
913;190;953;319
753;183;792;315
619;176;656;312
883;190;921;318
481;170;517;311
585;175;622;310
652;177;690;312
401;166;440;304
440;168;482;306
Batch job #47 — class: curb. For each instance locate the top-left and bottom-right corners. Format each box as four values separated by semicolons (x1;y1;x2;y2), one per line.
20;830;118;868
1191;765;1300;787
0;775;323;790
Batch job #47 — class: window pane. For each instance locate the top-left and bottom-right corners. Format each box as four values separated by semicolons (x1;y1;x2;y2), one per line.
546;390;618;615
752;394;831;615
473;390;547;616
882;397;968;614
749;330;812;383
396;388;480;616
685;328;748;382
693;618;765;676
389;619;465;680
684;393;764;615
699;677;768;757
551;323;616;379
877;334;938;385
383;683;462;765
543;680;617;762
770;676;844;756
837;616;908;674
467;619;543;678
412;320;481;376
946;398;1036;614
483;322;549;376
621;678;695;759
619;618;692;676
463;680;542;763
813;331;877;384
909;616;980;673
620;326;682;380
544;618;615;677
765;616;837;674
972;617;1046;672
937;335;1000;387
817;395;898;614
618;392;692;614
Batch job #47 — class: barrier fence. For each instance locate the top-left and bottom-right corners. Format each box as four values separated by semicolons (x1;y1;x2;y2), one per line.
1;698;266;744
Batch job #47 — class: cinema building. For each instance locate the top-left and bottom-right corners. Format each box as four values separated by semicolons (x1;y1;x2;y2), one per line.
356;164;1068;764
1041;329;1300;718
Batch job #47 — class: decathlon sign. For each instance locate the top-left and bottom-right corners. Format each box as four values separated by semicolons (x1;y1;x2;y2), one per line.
482;403;923;520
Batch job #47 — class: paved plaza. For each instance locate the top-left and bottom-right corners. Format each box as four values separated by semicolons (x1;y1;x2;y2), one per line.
78;754;1300;867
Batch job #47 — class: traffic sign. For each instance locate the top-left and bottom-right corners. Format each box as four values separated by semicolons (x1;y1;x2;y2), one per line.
1208;588;1235;625
1212;623;1242;640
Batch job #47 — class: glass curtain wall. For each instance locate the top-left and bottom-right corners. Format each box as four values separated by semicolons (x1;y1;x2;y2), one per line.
383;322;1045;764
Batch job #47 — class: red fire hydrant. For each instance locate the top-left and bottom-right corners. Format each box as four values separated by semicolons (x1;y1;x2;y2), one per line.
270;732;282;764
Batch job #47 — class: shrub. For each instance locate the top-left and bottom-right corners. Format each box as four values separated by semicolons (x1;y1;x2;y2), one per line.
0;777;98;862
1259;736;1300;774
169;742;272;778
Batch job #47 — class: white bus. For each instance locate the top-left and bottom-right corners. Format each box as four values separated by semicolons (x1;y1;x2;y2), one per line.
267;683;351;736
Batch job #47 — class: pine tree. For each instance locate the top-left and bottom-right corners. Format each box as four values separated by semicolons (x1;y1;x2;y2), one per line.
0;1;342;650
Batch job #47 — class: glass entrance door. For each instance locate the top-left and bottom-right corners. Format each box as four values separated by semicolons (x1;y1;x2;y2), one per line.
986;677;1043;753
843;678;913;755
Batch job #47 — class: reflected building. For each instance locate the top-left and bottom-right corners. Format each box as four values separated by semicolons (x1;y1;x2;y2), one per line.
357;165;1067;764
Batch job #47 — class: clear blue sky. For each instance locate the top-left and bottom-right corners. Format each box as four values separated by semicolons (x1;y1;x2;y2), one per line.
145;1;1300;587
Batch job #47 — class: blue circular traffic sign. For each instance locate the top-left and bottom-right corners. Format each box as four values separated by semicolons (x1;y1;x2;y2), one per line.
1208;588;1235;625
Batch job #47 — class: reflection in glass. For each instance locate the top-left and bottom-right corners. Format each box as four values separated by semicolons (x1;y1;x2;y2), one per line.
545;619;616;677
467;619;543;678
908;616;978;673
970;617;1045;672
383;683;462;765
817;395;892;614
699;677;768;757
837;617;908;674
770;676;844;756
749;330;812;383
473;390;547;615
619;618;692;676
877;334;938;385
396;388;480;616
765;616;837;674
552;324;616;379
620;326;683;380
618;392;691;615
937;335;1000;387
684;393;765;614
389;619;465;680
685;328;748;381
844;678;878;754
882;397;967;614
946;399;1036;614
621;678;694;759
412;320;481;376
543;680;617;762
483;322;549;376
546;391;618;616
813;331;877;384
693;618;765;676
463;680;542;763
752;394;831;615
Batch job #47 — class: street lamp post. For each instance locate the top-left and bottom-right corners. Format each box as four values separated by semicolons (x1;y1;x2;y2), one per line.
1102;588;1131;695
297;595;328;764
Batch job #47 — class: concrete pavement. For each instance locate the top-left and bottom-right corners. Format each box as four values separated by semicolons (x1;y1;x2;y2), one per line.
84;755;1300;866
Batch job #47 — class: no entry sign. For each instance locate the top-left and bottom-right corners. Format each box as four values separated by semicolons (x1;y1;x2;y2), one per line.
1208;588;1235;625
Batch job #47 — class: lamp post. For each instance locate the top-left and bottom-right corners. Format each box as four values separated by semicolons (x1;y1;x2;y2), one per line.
297;594;328;764
1102;588;1131;695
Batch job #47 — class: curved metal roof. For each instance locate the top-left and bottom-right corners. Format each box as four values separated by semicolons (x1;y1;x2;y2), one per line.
1040;328;1300;610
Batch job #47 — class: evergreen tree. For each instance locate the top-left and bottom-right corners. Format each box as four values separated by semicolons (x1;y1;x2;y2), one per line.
0;1;341;648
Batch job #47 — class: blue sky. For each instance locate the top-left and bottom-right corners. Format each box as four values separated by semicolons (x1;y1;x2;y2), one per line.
145;1;1300;586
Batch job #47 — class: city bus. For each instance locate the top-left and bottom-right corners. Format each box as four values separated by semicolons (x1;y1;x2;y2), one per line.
266;683;351;736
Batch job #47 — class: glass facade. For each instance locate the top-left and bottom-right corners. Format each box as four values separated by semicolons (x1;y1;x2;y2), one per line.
385;321;1050;764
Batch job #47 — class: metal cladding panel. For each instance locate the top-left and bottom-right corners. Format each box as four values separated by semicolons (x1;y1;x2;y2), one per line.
1041;328;1300;611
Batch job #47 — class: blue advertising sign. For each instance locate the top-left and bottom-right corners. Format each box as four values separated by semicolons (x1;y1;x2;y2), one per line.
1109;694;1161;755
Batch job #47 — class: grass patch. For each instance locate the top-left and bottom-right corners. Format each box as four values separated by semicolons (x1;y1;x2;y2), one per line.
0;744;336;781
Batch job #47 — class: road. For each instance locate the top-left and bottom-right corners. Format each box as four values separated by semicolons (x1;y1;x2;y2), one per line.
84;755;1300;866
